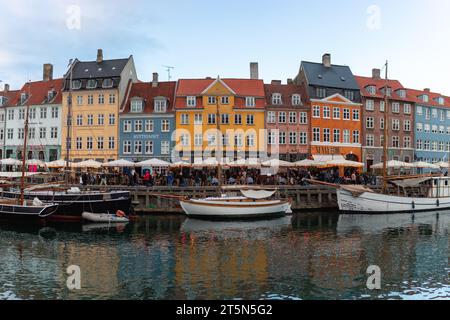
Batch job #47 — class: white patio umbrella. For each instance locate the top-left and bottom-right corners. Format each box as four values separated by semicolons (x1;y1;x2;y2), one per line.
295;159;326;168
46;159;70;168
411;161;440;169
72;159;103;169
0;158;22;166
169;161;192;168
26;159;47;167
136;158;170;167
262;159;294;168
326;159;364;168
371;160;414;169
435;161;450;169
102;159;136;168
228;159;261;167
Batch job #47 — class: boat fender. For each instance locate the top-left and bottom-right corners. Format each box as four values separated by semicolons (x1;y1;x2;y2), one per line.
411;201;415;209
116;210;126;218
436;199;440;207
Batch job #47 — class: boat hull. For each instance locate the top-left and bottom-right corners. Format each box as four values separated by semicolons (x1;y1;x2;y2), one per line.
180;199;291;220
337;189;450;214
0;203;59;221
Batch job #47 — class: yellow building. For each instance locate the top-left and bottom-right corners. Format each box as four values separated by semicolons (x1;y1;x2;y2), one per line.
61;49;137;162
174;77;267;162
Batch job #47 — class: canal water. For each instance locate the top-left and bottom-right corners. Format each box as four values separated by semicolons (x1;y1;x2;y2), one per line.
0;211;449;300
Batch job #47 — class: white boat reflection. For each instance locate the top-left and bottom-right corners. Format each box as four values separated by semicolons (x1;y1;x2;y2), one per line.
337;211;450;235
82;222;129;232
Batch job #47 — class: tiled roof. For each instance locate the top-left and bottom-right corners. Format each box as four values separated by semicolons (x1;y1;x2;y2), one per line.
176;78;265;97
355;76;413;101
0;89;20;108
11;79;64;106
264;83;307;108
406;88;449;108
122;81;177;114
301;61;359;90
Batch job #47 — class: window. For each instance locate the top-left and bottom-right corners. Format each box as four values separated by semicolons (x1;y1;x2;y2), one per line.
392;119;400;131
109;137;115;150
221;96;229;105
134;141;142;154
344;90;355;101
299;132;307;145
246;134;255;147
98;137;104;150
404;104;411;114
98;94;104;104
417;106;423;116
352;109;360;121
161;120;170;132
439;126;445;134
20;93;27;105
447;111;450;120
145;120;154;132
278;112;286;123
76;115;83;126
86;79;97;89
343;130;350;143
300;112;307;124
194;134;203;147
268;131;276;145
123;141;131;154
392;102;400;113
267;111;276;124
432;141;438;151
187;96;196;107
102;79;113;88
333;107;340;119
313;128;320;142
397;89;406;98
447;127;450;135
438;141;444;151
431;125;438;134
313;106;320;118
316;88;326;98
77;96;83;105
109;114;115;125
424;124;430;133
279;132;286;145
366;86;376;95
28;128;35;139
343;108;350;120
87;114;94;126
416;140;423;150
292;94;301;105
29;108;36;120
72;80;82;90
272;93;282;105
247;114;254;125
289;132;297;145
208;114;216;125
432;109;438;119
380;118;385;130
19;109;25;120
145;141;153;154
194;114;203;125
161;141;170;155
392;136;400;148
221;114;229;125
154;100;167;113
234;114;242;125
40;107;47;119
323;106;330;119
98;114;104;125
50;127;58;139
366;100;375;111
134;120;143;132
416;123;423;132
404;137;411;149
353;130;360;144
0;129;3;140
289;112;297;124
131;100;143;113
18;128;24;140
380;101;385;112
207;96;216;105
423;95;429;103
207;134;217;147
109;94;116;104
76;137;82;150
87;95;94;105
7;129;13;139
366;117;374;129
425;108;431;120
234;134;243;147
441;110;445;122
246;97;255;107
366;134;374;147
181;114;189;125
123;120;132;132
424;141;430;150
323;128;330;142
51;107;59;119
333;129;340;143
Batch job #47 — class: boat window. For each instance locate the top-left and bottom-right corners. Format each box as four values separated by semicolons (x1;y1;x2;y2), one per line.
446;181;449;186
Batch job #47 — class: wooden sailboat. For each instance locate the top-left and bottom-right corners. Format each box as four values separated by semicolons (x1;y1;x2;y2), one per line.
179;90;292;219
0;82;59;221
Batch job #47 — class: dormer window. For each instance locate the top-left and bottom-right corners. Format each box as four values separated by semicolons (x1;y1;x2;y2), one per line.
438;97;445;105
272;93;282;105
366;86;376;95
381;87;391;97
102;79;113;88
86;79;97;89
0;96;6;106
154;99;167;113
20;93;28;105
130;99;143;113
292;94;301;106
422;95;429;103
246;97;255;107
72;80;82;90
397;89;406;98
187;96;196;107
47;90;55;102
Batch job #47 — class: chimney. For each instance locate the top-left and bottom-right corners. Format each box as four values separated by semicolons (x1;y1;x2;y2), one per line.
43;63;53;81
3;84;9;92
152;73;159;87
287;79;293;85
322;53;331;68
250;62;259;79
372;68;381;80
271;80;282;85
424;88;431;92
97;49;103;64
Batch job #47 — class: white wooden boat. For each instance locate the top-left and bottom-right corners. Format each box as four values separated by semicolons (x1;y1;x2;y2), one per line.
82;212;130;223
180;189;292;219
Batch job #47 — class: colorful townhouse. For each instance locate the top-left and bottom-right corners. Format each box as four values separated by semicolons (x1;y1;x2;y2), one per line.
264;79;309;162
0;83;19;159
3;64;63;161
294;54;363;162
174;73;267;162
410;88;450;164
61;49;138;163
119;73;176;162
355;69;415;170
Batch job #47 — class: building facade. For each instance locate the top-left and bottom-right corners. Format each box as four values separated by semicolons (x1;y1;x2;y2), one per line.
356;69;415;170
119;74;176;162
61;49;137;163
0;84;19;159
264;80;309;162
295;54;363;162
174;76;266;162
4;64;63;162
411;88;450;164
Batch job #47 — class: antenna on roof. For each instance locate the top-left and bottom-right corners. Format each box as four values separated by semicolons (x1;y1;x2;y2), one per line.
163;65;174;81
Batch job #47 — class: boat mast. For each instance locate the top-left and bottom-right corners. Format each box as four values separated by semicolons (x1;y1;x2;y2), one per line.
65;59;74;184
382;61;389;194
19;81;31;206
216;92;222;188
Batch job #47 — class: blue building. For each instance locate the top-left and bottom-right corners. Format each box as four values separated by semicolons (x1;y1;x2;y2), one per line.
119;74;176;163
412;88;450;165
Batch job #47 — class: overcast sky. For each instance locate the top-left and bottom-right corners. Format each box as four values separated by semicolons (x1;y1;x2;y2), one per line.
1;0;449;94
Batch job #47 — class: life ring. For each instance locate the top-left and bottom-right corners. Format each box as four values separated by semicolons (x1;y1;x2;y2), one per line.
116;210;126;218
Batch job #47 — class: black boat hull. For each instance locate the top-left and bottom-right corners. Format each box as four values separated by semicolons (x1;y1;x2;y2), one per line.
0;203;59;221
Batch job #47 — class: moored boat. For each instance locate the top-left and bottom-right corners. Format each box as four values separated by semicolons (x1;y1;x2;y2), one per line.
82;211;130;223
0;199;58;221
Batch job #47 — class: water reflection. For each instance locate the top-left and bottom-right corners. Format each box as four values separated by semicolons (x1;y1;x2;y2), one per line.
0;211;448;300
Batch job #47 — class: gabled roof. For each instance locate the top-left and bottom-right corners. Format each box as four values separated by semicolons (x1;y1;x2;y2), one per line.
406;88;449;108
122;81;177;114
355;76;412;101
176;78;265;97
264;83;307;108
11;79;64;106
0;89;20;108
201;77;236;95
301;61;359;90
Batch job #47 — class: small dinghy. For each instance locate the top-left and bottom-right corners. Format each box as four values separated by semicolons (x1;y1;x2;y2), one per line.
82;211;130;223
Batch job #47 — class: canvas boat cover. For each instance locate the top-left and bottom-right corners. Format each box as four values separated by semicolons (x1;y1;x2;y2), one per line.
240;189;277;200
340;185;375;197
389;177;432;188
